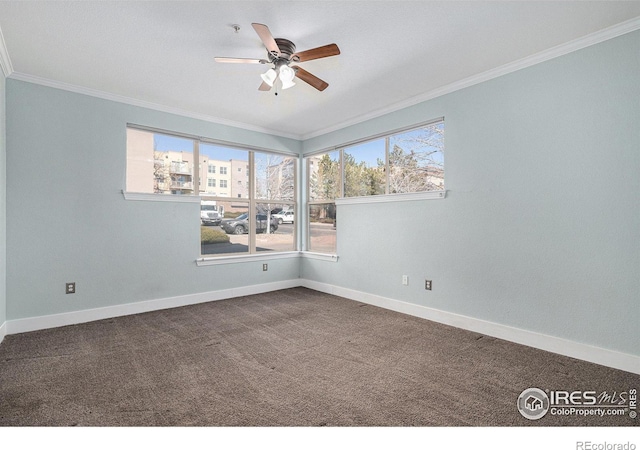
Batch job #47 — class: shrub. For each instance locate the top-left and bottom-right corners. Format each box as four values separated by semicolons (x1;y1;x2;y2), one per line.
201;227;230;244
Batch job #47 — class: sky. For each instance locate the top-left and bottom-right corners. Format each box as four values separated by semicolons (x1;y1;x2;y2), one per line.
344;139;385;167
154;134;248;162
155;122;444;168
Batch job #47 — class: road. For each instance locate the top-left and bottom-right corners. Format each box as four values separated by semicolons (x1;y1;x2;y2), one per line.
204;222;336;237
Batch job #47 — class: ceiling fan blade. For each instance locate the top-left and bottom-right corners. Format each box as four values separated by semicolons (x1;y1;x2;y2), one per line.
292;43;340;62
293;66;329;91
252;23;281;57
258;81;272;91
214;57;268;64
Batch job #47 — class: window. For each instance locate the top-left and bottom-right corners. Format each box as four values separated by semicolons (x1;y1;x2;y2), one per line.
341;120;444;197
304;119;444;254
307;150;340;254
254;153;296;254
126;128;196;195
126;125;298;258
343;140;386;197
388;124;444;193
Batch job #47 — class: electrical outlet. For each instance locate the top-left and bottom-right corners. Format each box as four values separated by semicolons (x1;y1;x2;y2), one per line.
402;275;408;285
425;280;432;291
66;282;76;294
263;263;268;271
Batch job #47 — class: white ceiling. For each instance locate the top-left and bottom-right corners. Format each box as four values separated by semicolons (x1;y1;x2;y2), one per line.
1;1;639;140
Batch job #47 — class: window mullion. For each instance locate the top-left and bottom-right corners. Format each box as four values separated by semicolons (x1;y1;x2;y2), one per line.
248;151;256;254
193;140;199;196
339;149;344;199
385;136;390;195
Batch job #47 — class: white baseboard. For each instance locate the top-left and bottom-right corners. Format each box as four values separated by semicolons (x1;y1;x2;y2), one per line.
6;279;300;335
3;278;638;375
300;279;640;375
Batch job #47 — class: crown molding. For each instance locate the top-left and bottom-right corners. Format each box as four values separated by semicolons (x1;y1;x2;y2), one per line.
3;16;639;141
300;15;640;141
0;25;14;77
7;71;302;141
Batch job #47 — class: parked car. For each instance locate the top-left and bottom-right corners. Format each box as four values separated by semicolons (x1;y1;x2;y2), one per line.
272;210;294;224
220;213;279;235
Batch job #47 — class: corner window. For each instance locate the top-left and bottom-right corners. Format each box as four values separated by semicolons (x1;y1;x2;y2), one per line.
340;119;444;198
304;118;444;254
307;150;339;254
125;125;298;258
254;153;297;253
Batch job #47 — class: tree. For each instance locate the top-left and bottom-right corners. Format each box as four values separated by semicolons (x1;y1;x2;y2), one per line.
255;154;296;233
388;124;444;193
308;154;340;222
153;150;169;193
309;153;340;201
255;154;295;202
344;152;384;197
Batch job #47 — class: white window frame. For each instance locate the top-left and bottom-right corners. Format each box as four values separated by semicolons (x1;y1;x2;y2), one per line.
303;118;446;255
123;124;299;263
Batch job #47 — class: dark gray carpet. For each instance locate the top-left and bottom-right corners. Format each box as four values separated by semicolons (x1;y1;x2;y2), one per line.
0;287;638;426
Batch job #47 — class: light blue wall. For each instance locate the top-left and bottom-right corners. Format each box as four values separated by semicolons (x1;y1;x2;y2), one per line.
0;69;5;328
302;31;640;356
5;81;302;320
4;30;639;359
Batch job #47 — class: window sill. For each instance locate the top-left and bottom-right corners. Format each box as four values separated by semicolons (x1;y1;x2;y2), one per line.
335;190;445;205
122;191;200;203
196;251;338;266
300;252;339;262
196;251;300;266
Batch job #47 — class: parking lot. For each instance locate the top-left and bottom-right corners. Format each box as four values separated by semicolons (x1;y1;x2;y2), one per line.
201;222;336;254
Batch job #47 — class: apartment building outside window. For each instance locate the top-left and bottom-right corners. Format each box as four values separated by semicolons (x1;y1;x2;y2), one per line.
125;126;298;258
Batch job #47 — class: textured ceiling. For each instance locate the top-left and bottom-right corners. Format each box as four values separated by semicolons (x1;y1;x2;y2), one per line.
1;1;639;139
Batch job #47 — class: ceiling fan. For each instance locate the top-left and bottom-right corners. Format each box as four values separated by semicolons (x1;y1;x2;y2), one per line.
215;23;340;93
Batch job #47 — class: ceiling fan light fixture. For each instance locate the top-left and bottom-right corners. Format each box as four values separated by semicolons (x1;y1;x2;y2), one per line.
216;23;339;92
281;78;296;90
279;65;296;90
260;68;277;87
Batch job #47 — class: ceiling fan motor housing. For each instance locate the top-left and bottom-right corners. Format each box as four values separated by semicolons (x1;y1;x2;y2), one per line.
272;38;297;61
